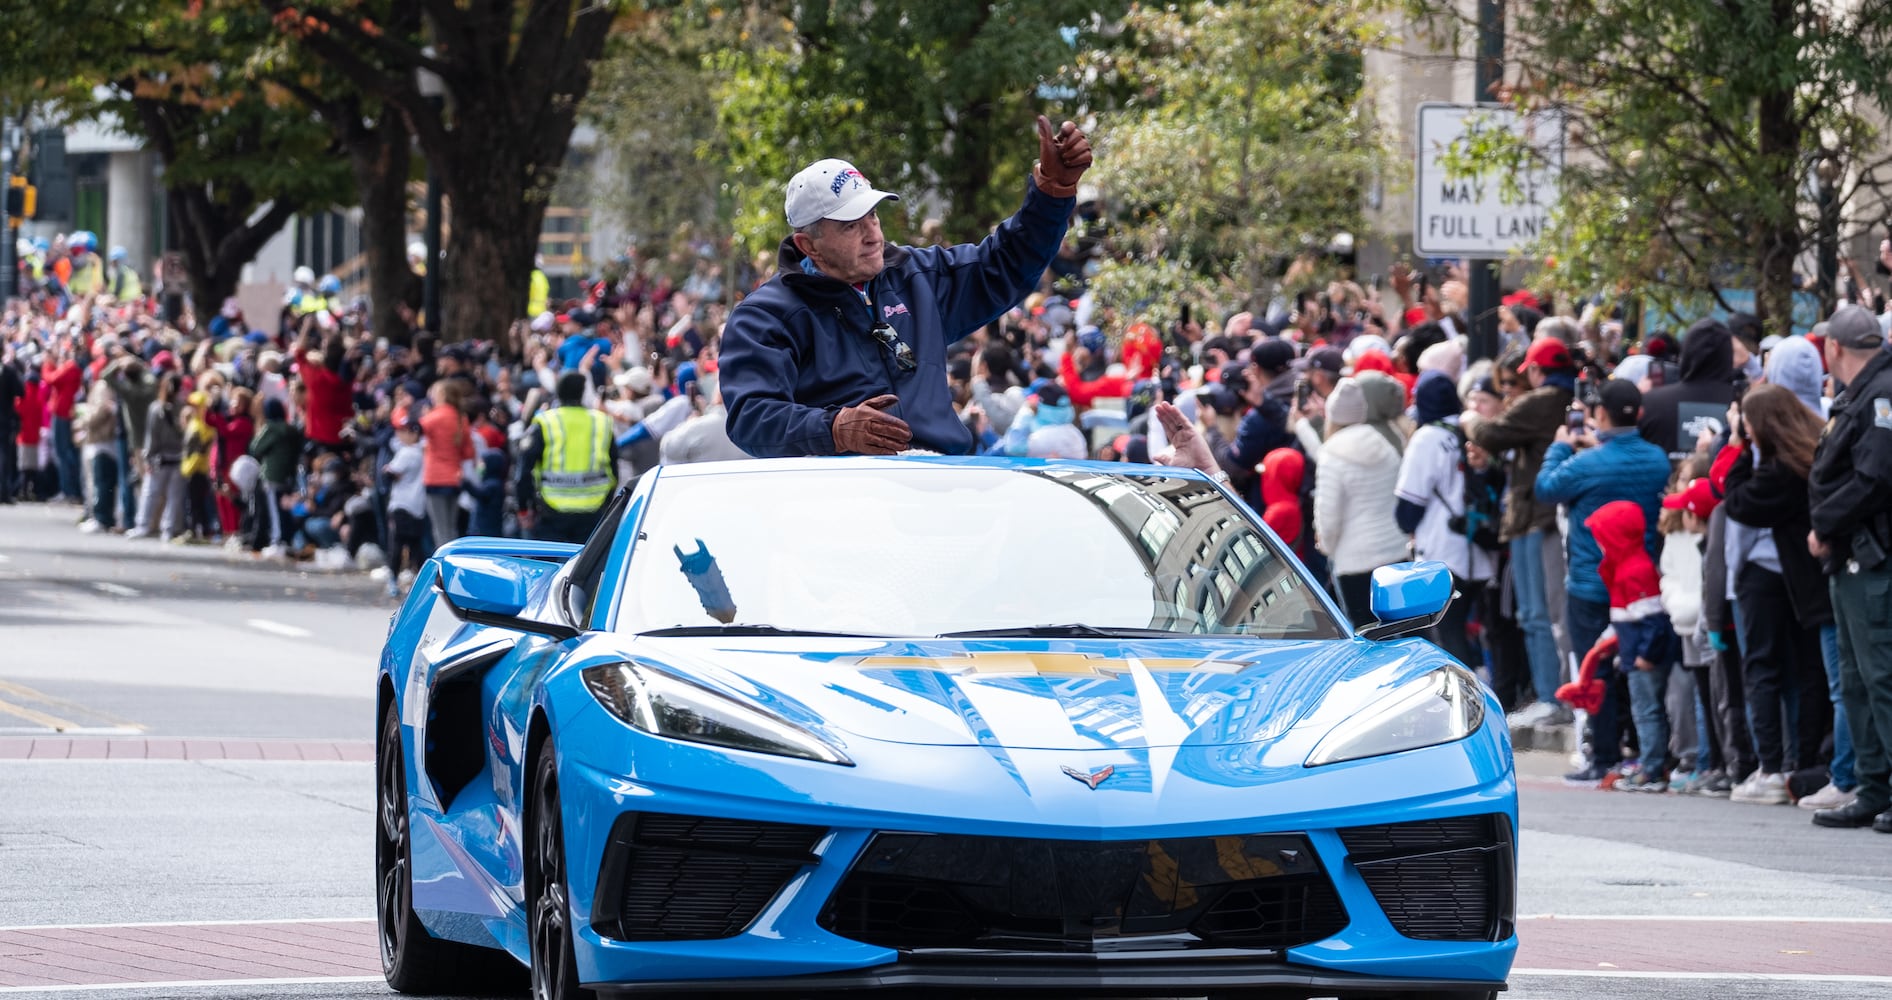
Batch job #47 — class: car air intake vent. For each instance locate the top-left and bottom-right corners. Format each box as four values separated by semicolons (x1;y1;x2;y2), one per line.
1338;813;1514;942
592;812;825;941
819;832;1348;952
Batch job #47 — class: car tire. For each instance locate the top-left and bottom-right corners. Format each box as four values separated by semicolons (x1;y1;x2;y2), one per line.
528;742;597;1000
376;703;524;994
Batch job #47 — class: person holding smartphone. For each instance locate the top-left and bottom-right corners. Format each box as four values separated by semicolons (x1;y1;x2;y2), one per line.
1536;379;1676;784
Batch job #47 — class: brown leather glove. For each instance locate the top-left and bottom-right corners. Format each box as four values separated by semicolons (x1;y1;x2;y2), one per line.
831;394;912;455
1033;115;1093;198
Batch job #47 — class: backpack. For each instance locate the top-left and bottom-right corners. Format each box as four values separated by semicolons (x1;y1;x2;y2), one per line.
1431;421;1504;553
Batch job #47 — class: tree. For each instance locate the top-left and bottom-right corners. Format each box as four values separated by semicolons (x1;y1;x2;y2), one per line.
1422;0;1892;334
0;3;354;314
582;5;746;268
711;0;1129;255
268;0;623;344
1080;0;1394;324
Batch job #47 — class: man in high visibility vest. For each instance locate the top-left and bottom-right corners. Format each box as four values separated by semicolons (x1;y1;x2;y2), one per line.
514;371;621;543
527;253;550;319
66;232;104;296
107;247;143;301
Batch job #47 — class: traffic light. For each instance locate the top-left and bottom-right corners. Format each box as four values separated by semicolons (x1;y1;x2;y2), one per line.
5;176;36;225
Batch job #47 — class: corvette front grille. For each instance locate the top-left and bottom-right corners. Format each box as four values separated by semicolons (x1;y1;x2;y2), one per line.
591;812;825;941
1338;813;1515;942
819;832;1348;952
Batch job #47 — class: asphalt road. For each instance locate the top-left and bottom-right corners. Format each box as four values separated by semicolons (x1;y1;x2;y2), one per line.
1;501;1888;999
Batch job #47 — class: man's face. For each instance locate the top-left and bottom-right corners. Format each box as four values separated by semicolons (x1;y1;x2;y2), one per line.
1524;363;1547;389
1732;338;1752;368
1309;368;1338;398
795;211;886;286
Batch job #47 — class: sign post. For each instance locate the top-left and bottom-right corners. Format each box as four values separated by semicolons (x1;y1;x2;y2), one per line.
1414;102;1565;359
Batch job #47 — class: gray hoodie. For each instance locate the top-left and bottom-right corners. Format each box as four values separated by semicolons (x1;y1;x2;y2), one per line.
1763;335;1825;417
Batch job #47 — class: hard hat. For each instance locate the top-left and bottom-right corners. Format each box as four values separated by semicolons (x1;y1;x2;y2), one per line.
318;274;342;295
109;245;129;261
31;237;48;252
15;238;30;257
293;265;316;285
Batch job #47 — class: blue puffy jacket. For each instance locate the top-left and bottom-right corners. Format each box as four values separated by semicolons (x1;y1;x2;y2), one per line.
1534;428;1673;605
720;181;1073;457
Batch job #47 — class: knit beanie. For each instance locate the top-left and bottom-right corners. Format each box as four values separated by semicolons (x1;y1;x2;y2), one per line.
1326;377;1367;429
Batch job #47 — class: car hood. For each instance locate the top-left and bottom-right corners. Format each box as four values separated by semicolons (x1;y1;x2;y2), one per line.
612;635;1441;751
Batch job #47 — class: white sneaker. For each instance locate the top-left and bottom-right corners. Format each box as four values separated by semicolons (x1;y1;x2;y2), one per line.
124;528;152;540
397;569;416;587
77;519;102;534
1796;781;1857;811
1507;702;1555;727
261;544;287;559
1731;771;1791;805
368;566;392;582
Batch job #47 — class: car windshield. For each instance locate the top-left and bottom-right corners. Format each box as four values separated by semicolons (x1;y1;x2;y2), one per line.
618;465;1343;640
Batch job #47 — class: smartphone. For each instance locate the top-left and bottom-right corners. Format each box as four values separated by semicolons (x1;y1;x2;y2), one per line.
1648;362;1666;388
1294;375;1310;412
1567;407;1587;433
1179;303;1192;328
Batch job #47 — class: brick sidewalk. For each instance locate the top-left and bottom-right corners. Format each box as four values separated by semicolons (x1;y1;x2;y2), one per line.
0;916;1886;990
0;738;373;761
0;920;378;988
1516;917;1892;977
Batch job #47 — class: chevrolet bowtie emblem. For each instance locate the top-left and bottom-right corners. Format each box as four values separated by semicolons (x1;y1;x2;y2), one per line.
1061;764;1116;789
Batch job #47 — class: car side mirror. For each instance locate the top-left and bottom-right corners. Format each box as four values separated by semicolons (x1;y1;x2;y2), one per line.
1356;560;1456;641
437;551;579;640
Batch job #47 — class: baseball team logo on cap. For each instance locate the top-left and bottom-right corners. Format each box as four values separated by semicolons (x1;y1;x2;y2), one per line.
786;158;901;229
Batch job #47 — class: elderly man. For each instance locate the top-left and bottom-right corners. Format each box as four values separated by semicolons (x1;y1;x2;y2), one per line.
720;117;1092;457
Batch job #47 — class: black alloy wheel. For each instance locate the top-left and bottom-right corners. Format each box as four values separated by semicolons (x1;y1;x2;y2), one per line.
529;743;595;1000
376;702;523;994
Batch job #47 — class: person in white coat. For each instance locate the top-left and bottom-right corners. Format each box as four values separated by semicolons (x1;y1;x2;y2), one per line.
1315;371;1411;627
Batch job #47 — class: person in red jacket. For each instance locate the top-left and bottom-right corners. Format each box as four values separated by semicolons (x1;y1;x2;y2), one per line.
1120;322;1163;381
40;342;84;503
1259;447;1305;553
295;330;355;465
205;386;256;536
1584;499;1678;791
1058;329;1134;410
14;365;49;501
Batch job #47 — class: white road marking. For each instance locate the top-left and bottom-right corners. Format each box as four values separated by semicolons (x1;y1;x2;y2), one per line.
0;916;373;932
0;726;144;736
0;977;385;994
91;582;139;597
0;553;10;562
1512;969;1892;983
245;618;312;638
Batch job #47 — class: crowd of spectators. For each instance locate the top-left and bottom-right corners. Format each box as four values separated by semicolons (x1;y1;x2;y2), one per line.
8;222;1892;823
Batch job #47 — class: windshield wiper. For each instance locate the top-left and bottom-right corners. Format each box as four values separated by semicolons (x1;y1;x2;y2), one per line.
936;623;1183;639
638;624;892;638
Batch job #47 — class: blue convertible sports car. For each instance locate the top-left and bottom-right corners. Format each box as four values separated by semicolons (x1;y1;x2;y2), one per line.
376;457;1517;1000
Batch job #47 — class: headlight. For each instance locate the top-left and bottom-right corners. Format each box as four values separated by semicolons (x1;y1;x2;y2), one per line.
582;662;852;766
1306;666;1485;766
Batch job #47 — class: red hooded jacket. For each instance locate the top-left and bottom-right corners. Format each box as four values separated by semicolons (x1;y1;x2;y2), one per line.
1058;350;1134;410
14;377;48;446
1584;500;1661;614
1260;448;1305;549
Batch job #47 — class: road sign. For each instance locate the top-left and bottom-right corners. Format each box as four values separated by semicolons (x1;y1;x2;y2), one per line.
1414;102;1564;259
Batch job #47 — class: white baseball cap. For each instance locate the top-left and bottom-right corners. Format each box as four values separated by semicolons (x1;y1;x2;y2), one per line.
784;158;900;229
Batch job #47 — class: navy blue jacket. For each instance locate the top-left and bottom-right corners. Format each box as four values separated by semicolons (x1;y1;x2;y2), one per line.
721;181;1074;457
1534;428;1673;605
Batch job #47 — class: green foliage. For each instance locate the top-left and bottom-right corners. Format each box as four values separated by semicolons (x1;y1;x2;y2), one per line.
709;0;1128;255
1419;0;1892;332
1082;0;1393;325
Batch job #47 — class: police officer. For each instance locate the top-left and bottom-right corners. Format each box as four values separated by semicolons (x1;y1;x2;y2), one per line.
1808;304;1892;833
515;372;619;543
107;246;142;300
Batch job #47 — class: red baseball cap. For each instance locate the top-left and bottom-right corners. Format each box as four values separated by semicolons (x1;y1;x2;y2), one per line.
1517;336;1573;372
1661;477;1720;518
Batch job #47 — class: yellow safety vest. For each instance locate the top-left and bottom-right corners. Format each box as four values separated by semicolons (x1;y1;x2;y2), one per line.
111;266;142;300
527;268;549;318
67;254;103;295
25;253;44;281
533;405;613;513
293;293;328;317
